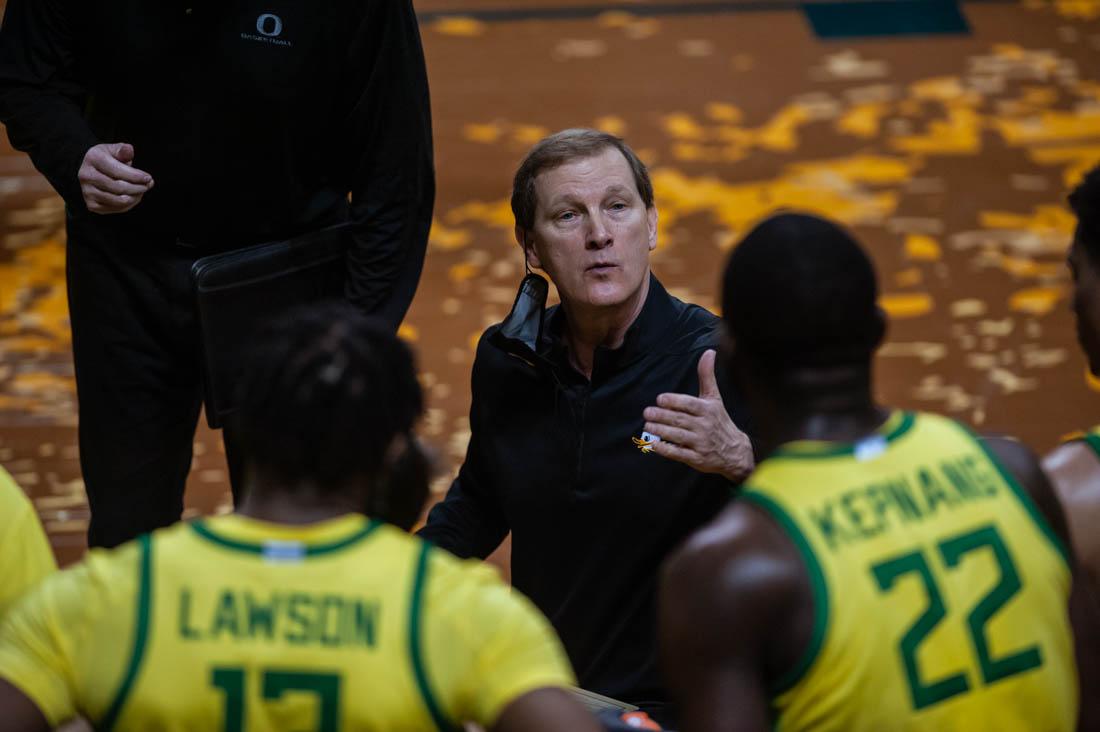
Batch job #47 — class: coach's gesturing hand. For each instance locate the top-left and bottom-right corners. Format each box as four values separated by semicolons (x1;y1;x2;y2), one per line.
643;349;754;483
78;142;154;214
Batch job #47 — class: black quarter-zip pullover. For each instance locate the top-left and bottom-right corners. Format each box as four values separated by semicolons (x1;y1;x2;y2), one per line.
421;275;751;725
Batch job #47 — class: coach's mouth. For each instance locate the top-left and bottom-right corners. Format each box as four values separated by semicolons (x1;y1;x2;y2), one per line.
586;262;618;274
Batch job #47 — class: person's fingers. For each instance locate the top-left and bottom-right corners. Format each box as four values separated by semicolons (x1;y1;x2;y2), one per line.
643;406;696;431
91;148;153;186
697;349;721;399
84;187;140;213
651;440;701;466
108;142;134;164
654;393;707;415
644;423;696;449
83;169;151;196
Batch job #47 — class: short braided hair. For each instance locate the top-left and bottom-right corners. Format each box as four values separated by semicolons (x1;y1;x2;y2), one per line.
233;302;423;493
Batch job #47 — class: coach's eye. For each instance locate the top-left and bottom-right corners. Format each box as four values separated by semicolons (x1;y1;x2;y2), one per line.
558;211;576;222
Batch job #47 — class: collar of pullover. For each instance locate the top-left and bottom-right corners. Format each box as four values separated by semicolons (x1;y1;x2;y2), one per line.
542;273;677;382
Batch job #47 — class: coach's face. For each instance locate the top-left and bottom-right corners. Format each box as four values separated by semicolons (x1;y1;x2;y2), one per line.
520;147;657;316
1069;233;1100;375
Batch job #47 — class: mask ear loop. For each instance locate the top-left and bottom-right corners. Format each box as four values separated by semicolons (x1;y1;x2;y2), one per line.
521;231;533;276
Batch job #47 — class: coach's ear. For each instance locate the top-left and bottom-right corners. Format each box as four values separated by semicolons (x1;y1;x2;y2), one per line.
516;227;543;270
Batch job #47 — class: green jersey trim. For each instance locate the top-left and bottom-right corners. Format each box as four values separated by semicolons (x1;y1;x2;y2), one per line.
740;490;830;696
771;411;915;459
100;533;154;731
1083;432;1100;461
958;424;1072;569
409;542;458;732
189;517;381;557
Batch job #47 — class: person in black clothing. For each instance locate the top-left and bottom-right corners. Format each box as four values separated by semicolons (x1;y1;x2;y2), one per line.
0;1;434;548
419;129;754;727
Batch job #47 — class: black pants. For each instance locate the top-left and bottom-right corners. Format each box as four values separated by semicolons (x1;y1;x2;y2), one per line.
66;214;245;548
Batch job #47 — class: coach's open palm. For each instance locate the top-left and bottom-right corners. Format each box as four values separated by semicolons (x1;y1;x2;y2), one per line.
643;349;754;482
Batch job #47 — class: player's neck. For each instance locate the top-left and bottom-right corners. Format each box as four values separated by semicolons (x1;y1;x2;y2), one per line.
236;481;365;525
773;403;892;447
752;366;888;457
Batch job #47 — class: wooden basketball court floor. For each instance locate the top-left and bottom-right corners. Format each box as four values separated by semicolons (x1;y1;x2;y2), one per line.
1;0;1099;572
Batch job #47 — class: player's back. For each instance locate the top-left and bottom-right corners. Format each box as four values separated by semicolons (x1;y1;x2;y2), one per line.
741;410;1076;731
0;513;574;730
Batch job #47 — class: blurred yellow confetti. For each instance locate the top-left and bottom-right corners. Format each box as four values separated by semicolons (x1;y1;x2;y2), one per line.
463;122;504;144
650;156;909;245
895;268;923;287
755;105;812;152
892;106;982;155
905;234;943;261
428;220;473;251
880;293;934;318
448;262;481;284
593;115;628;136
397;324;420;342
706;103;743;124
0;236;70;349
513;124;550;146
663;113;708;141
9;372;74;395
981;205;1076;237
910;76;975;103
995;110;1100;146
997;254;1063;279
432;16;487;37
837;102;889;139
1029;145;1100;187
1009;286;1065;314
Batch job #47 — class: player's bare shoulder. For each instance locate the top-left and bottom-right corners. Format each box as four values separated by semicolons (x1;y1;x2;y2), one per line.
661;499;813;672
664;501;804;600
1045;439;1100;569
981;435;1073;552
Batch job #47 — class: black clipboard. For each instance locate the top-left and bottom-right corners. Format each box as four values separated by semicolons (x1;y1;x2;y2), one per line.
191;223;349;428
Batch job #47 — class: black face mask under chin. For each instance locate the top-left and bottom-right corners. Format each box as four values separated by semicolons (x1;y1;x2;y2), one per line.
366;436;432;532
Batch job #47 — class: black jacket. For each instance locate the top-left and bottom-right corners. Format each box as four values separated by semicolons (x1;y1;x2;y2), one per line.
420;275;749;724
0;0;433;325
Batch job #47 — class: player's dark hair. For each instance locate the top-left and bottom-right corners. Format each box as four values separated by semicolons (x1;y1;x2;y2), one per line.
721;212;884;371
1069;164;1100;264
233;303;424;502
511;128;654;232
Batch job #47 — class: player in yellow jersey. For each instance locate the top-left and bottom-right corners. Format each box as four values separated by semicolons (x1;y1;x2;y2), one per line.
0;464;55;616
1045;165;1100;609
659;213;1099;731
0;303;601;732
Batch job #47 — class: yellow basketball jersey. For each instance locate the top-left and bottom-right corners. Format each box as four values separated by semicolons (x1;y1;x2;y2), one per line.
741;411;1076;732
0;514;574;731
0;465;56;617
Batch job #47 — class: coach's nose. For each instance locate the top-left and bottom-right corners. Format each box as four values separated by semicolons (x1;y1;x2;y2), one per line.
586;212;613;250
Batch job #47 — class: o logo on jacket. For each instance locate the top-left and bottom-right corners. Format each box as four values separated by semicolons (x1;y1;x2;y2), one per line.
256;13;283;37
